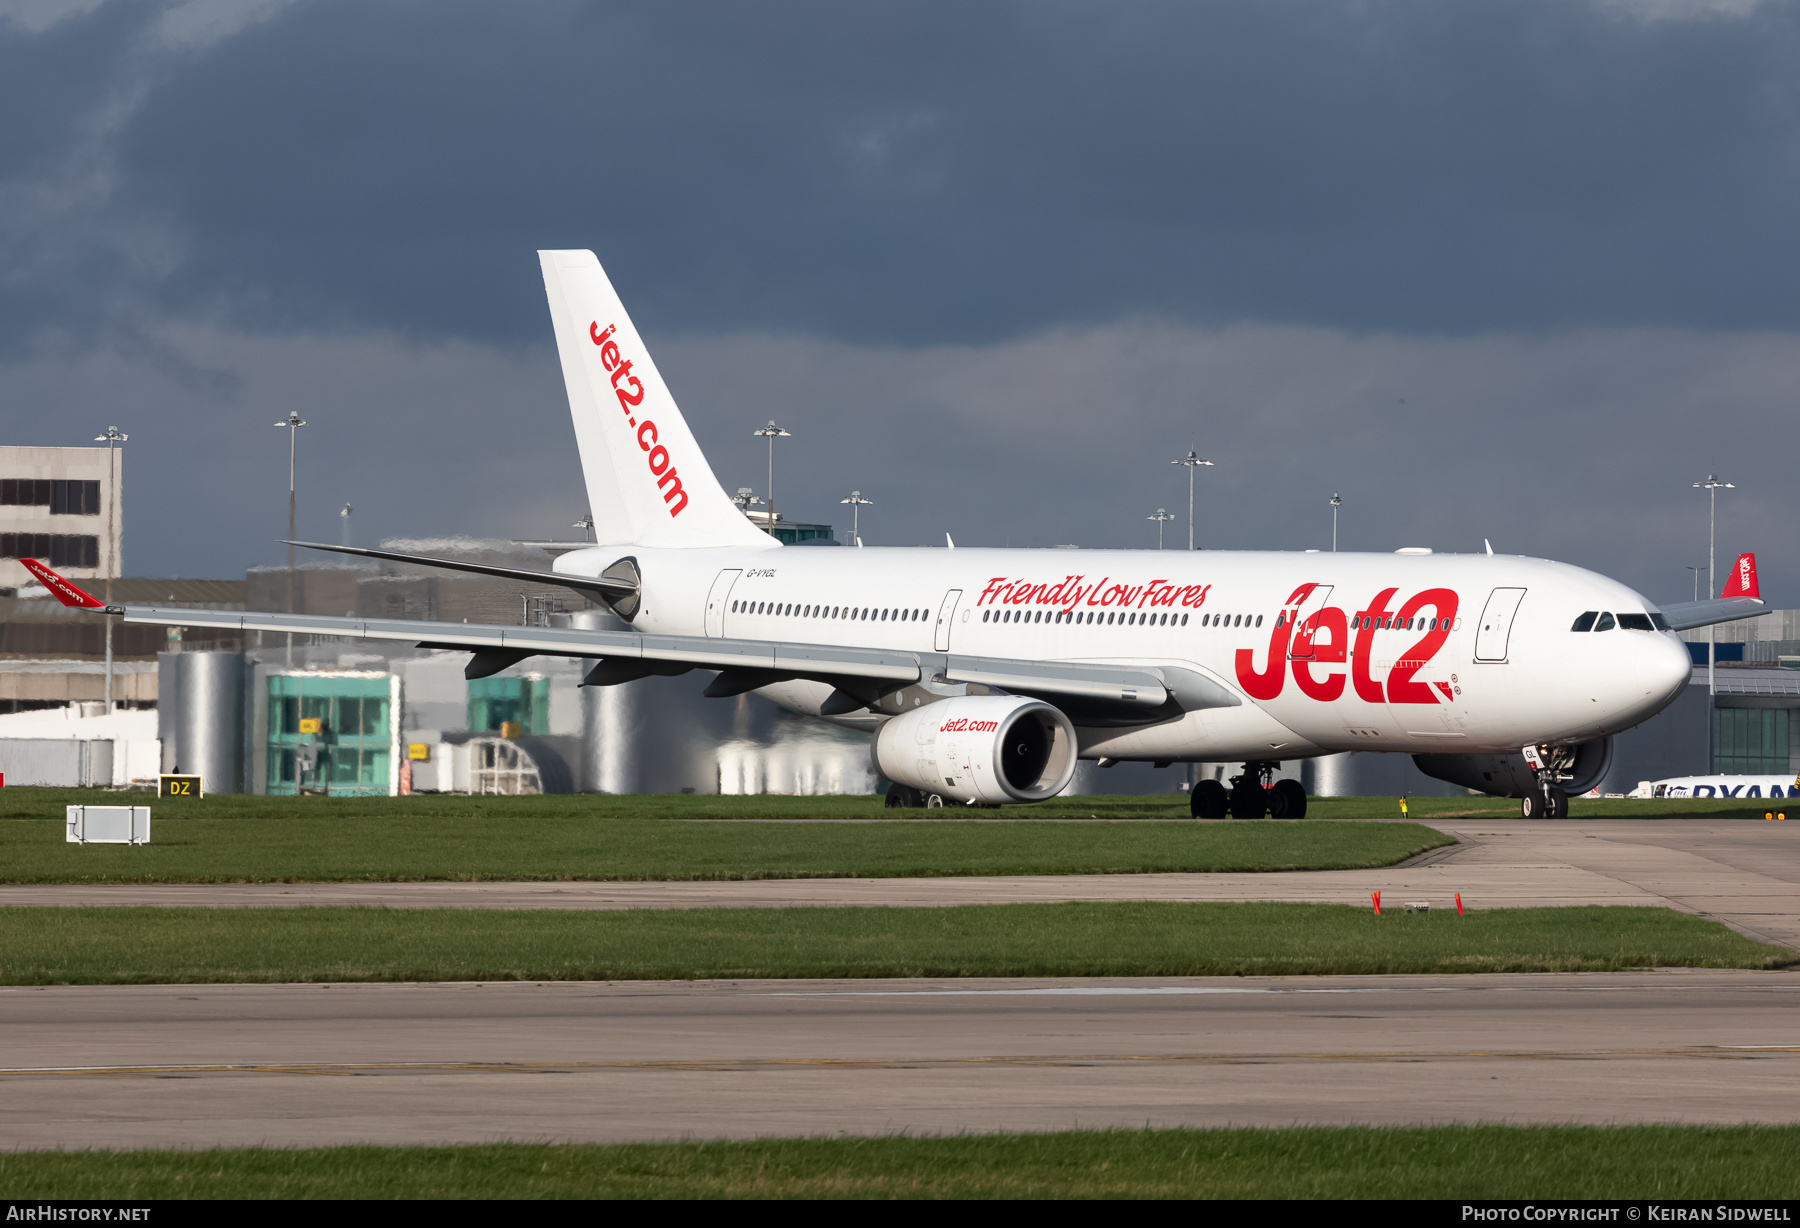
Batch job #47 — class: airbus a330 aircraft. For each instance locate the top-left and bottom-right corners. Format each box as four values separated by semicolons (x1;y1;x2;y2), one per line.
23;251;1771;819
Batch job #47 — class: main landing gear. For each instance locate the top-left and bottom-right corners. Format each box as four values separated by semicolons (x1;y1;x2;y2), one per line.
1190;761;1308;820
1519;743;1570;820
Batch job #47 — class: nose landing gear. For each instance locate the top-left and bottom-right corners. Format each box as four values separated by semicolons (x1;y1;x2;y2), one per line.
1190;761;1308;820
1520;744;1572;820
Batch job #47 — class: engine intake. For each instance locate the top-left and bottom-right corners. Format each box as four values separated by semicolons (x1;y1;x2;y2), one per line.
872;695;1077;804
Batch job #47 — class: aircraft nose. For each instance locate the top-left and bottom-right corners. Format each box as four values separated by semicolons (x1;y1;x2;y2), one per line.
1645;630;1694;708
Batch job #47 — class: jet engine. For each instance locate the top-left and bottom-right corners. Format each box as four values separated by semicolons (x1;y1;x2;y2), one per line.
872;695;1077;805
1412;734;1615;799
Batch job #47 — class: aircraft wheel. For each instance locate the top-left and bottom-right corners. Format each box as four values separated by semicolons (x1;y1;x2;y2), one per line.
925;793;945;809
1267;778;1308;819
1520;788;1545;820
1190;779;1229;820
1229;780;1268;819
1544;786;1568;820
886;785;921;809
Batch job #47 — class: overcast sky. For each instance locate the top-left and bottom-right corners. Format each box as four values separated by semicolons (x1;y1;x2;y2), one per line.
3;0;1797;607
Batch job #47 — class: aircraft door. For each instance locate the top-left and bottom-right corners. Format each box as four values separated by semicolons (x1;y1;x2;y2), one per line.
934;589;962;652
1474;588;1526;662
704;570;741;638
1286;584;1334;660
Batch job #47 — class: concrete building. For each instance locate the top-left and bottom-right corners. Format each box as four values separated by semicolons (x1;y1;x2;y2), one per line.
0;445;122;589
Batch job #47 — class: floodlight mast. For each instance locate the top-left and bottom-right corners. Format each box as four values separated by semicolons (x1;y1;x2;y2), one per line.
1147;508;1175;550
93;426;127;711
1693;472;1735;767
1171;451;1214;550
753;421;791;537
1330;492;1342;552
840;490;873;544
275;412;307;665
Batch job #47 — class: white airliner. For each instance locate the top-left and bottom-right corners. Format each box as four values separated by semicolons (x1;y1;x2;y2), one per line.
23;251;1770;819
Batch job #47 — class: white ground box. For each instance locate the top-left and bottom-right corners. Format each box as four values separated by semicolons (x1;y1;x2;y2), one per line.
66;805;150;845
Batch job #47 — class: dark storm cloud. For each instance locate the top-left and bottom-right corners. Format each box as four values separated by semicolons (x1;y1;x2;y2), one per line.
2;0;1797;607
7;0;1800;349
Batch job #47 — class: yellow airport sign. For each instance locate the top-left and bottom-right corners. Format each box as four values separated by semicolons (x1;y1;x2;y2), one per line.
158;774;201;798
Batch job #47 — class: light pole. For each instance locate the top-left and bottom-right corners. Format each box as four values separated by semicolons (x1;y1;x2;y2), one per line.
840;491;873;544
1693;473;1734;769
1171;450;1214;550
1147;508;1175;549
732;487;764;519
573;513;594;542
275;411;307;666
94;426;127;711
339;503;353;547
753;421;791;538
1330;492;1343;552
1686;565;1703;603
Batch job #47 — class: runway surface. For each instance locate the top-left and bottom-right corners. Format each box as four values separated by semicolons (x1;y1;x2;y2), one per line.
3;971;1796;1149
6;817;1796;948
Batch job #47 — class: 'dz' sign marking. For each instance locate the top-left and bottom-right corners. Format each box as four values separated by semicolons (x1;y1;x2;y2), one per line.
591;321;687;517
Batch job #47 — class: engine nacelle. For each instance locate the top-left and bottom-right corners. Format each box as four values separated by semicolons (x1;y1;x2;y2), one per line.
1413;734;1614;798
872;695;1077;804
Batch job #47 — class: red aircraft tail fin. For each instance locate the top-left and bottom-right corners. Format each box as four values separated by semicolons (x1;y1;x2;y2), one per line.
19;558;106;609
1720;552;1760;599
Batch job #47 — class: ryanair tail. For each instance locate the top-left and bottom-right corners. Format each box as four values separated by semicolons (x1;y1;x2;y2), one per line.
539;250;774;550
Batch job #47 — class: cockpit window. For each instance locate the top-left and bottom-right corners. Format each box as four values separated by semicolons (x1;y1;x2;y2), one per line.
1650;612;1670;631
1594;612;1616;632
1618;613;1655;631
1571;611;1598;632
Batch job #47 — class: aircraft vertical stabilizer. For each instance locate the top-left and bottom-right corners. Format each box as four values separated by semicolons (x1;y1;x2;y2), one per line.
539;250;773;550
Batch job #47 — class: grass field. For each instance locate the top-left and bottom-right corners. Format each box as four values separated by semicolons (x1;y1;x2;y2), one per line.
2;900;1784;984
4;1125;1797;1198
0;786;1453;882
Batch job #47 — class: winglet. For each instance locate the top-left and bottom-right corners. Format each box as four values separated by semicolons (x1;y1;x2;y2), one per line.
1721;552;1759;599
19;558;106;609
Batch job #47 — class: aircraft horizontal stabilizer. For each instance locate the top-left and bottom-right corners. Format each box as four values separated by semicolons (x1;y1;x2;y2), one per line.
284;540;636;605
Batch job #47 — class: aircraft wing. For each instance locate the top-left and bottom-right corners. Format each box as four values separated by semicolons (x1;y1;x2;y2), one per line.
20;558;1186;711
1653;597;1766;633
110;603;1183;709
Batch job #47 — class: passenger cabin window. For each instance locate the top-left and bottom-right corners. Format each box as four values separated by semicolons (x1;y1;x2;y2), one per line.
1594;612;1616;632
1571;612;1598;632
1617;613;1655;631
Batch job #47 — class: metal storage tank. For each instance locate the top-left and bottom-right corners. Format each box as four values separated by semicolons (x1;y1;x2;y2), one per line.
166;651;245;794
